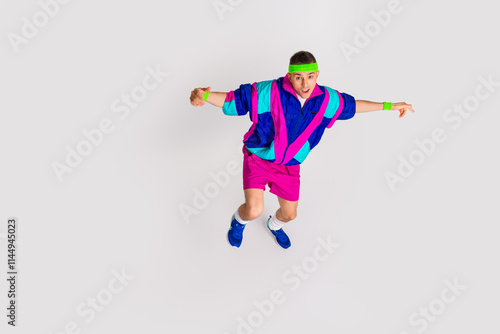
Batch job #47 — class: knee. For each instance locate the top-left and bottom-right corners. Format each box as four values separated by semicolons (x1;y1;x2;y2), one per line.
280;210;297;221
245;204;264;220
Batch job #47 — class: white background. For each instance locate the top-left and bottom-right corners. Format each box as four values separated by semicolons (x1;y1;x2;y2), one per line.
1;0;499;333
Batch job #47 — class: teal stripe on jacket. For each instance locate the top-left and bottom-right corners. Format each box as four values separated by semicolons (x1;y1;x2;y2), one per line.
324;87;341;118
222;99;238;116
256;80;273;114
293;140;311;163
247;141;276;160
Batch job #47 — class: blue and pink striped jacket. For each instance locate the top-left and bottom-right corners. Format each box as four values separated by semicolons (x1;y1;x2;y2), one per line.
222;74;356;166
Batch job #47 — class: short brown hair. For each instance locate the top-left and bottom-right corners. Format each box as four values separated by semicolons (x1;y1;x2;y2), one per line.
289;51;317;65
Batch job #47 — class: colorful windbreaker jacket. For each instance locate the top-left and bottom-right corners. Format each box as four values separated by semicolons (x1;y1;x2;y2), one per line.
222;74;356;166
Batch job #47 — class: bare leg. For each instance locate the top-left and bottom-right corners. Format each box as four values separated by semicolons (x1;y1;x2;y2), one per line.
238;188;265;221
275;196;299;223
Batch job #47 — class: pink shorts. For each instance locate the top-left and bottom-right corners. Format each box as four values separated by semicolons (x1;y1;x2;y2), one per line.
242;145;301;202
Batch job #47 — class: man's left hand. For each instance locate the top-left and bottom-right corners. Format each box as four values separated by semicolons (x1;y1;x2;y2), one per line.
392;102;415;118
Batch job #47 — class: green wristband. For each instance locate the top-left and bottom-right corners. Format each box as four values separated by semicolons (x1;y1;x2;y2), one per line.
383;102;392;110
203;91;209;101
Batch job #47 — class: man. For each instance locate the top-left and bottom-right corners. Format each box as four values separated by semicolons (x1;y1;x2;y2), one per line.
190;51;414;249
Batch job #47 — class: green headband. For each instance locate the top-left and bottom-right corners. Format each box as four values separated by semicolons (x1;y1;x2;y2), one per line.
288;63;318;73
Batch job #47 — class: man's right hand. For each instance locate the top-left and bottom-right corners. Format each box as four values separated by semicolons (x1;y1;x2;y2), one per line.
190;87;211;107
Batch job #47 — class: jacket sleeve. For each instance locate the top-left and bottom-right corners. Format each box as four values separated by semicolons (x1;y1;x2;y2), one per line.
222;83;253;117
324;87;356;129
336;92;356;120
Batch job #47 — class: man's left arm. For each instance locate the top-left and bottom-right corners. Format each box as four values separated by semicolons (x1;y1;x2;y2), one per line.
355;100;415;118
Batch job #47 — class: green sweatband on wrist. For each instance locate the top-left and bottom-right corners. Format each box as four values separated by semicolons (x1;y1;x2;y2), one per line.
203;91;209;101
288;62;319;73
383;102;392;110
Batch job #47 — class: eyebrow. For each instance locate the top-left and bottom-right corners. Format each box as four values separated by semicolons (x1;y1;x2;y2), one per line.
293;72;315;77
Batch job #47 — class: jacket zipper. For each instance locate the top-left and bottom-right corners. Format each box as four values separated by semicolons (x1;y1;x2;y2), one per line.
280;100;305;164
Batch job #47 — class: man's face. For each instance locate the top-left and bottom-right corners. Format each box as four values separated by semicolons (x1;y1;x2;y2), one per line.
287;70;320;99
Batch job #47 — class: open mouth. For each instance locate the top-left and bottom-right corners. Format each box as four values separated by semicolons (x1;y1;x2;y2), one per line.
301;88;310;94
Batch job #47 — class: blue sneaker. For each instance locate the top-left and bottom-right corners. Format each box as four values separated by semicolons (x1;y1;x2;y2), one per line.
266;215;291;249
227;214;246;248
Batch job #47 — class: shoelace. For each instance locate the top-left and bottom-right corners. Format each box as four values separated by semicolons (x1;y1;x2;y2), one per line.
232;221;245;238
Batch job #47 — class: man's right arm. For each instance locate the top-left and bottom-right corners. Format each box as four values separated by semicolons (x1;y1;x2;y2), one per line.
190;86;227;108
190;83;254;117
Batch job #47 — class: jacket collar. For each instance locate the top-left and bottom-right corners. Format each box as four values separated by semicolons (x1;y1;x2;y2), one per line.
282;73;324;101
